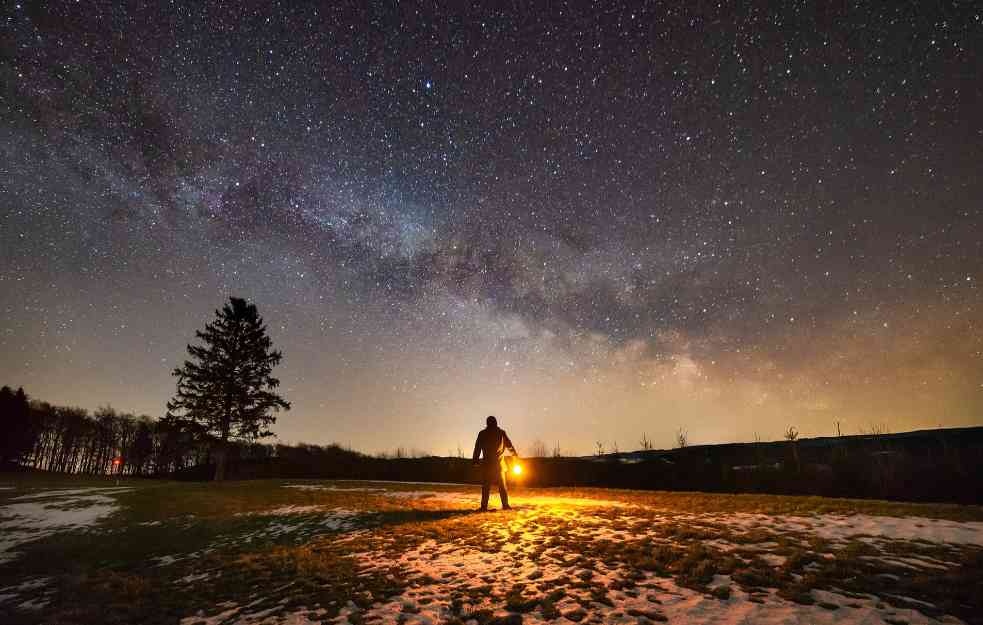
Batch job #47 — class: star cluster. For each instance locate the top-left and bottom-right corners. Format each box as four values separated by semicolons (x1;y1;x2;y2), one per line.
2;2;981;454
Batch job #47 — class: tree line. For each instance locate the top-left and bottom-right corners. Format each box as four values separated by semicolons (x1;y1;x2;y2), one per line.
0;386;202;476
0;385;352;479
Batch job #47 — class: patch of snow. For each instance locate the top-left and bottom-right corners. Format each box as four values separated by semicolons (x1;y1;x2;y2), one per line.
757;553;787;567
176;572;215;585
216;508;363;547
375;490;629;510
0;576;51;605
239;505;361;523
0;489;127;563
348;505;970;625
892;555;957;569
9;487;133;501
0;497;120;531
348;479;467;487
382;490;454;499
274;610;328;624
17;597;50;610
0;577;50;594
883;593;938;609
355;535;954;625
245;505;327;516
179;602;241;625
284;485;386;492
180;602;328;624
719;512;983;546
701;538;739;552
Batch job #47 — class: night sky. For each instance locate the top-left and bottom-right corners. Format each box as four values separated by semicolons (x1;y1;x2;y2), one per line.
2;3;981;456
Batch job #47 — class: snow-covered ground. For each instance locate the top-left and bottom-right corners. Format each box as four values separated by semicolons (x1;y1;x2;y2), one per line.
349;537;949;625
235;505;363;542
0;486;132;564
0;486;133;612
174;486;981;625
284;485;387;492
3;482;980;624
340;491;977;625
692;511;983;547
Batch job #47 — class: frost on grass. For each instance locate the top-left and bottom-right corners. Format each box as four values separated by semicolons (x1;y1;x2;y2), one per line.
153;554;181;567
0;487;129;563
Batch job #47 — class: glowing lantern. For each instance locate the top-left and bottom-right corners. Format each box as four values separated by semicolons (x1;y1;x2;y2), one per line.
512;463;523;476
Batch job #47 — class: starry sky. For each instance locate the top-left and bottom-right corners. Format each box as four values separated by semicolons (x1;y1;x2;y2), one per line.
2;2;981;456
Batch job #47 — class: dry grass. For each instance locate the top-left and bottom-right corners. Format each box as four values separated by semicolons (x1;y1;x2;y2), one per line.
1;476;982;624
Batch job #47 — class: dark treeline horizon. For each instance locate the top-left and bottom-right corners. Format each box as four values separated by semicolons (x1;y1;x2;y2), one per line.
4;384;983;506
0;384;195;476
0;384;461;479
0;385;291;477
0;384;400;479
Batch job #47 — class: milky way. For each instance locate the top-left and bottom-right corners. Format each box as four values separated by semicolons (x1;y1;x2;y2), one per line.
2;3;981;454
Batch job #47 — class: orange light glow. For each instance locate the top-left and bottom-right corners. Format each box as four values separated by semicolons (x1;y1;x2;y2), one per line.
512;464;523;475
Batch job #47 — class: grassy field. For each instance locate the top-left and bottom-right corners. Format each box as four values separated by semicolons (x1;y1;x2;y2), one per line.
1;474;982;625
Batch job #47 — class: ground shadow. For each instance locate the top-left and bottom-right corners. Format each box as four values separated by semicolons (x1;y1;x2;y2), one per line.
370;508;486;528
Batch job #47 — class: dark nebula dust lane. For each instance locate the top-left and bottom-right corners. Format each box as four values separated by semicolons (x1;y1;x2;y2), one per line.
1;2;981;454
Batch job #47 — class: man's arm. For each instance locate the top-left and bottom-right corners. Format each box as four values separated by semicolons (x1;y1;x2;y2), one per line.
503;431;518;456
473;434;482;463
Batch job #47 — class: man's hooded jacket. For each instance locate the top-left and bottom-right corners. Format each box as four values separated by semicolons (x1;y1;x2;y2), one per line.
473;424;517;469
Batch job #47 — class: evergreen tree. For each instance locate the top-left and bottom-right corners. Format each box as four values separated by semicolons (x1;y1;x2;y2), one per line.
0;386;34;465
166;297;290;480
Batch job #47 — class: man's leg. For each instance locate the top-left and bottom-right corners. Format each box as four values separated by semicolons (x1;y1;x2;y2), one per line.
480;482;490;510
499;469;511;509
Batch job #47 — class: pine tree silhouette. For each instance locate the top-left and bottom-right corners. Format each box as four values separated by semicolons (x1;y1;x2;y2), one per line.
166;297;290;480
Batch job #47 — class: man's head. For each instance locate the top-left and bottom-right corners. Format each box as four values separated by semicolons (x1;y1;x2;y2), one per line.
486;415;498;428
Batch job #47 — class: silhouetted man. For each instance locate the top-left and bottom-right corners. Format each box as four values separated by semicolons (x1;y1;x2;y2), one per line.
473;415;518;511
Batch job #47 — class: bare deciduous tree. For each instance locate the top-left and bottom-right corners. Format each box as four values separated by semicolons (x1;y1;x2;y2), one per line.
528;439;549;458
785;426;801;474
675;428;688;449
861;423;889;436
